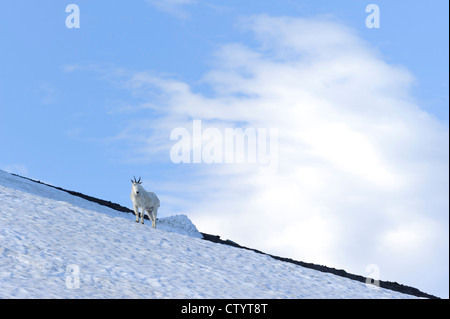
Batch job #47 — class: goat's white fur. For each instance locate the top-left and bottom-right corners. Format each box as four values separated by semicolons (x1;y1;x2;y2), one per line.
130;181;160;228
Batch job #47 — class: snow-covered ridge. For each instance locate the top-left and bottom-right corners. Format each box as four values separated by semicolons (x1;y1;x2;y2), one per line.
0;170;202;239
0;170;430;298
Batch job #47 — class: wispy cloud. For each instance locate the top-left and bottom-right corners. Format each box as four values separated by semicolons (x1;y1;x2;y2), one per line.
37;82;58;105
86;14;448;296
146;0;198;19
1;163;28;176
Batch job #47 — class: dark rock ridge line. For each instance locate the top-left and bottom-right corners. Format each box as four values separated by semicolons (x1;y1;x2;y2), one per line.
200;233;439;299
10;172;439;299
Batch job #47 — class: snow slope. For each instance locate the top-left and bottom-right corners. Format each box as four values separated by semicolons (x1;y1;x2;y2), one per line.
0;170;418;298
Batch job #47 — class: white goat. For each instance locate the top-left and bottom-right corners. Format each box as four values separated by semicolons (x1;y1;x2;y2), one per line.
130;176;160;228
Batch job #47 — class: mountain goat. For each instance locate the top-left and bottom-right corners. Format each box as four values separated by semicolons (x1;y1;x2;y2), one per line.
130;176;160;228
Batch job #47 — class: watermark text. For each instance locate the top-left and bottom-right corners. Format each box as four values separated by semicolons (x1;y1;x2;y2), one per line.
170;120;278;173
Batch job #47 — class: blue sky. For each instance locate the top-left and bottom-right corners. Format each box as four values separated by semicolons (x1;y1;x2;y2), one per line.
0;1;448;298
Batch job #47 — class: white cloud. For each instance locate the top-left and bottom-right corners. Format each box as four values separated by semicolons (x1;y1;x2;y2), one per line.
104;15;448;297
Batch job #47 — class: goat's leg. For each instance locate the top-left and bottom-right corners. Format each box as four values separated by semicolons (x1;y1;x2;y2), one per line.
150;207;158;228
133;206;140;223
140;209;145;224
144;208;155;228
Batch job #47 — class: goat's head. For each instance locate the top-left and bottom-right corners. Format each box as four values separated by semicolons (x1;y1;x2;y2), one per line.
131;176;142;195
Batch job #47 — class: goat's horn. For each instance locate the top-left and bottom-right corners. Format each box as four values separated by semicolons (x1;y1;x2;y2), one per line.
138;177;141;184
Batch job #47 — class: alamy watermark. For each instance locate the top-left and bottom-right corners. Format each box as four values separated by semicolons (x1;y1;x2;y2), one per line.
65;4;80;29
65;264;80;289
65;3;380;30
170;120;278;173
365;4;380;29
365;264;381;289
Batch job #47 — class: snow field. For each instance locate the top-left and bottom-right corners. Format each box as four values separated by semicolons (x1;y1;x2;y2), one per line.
0;171;417;298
